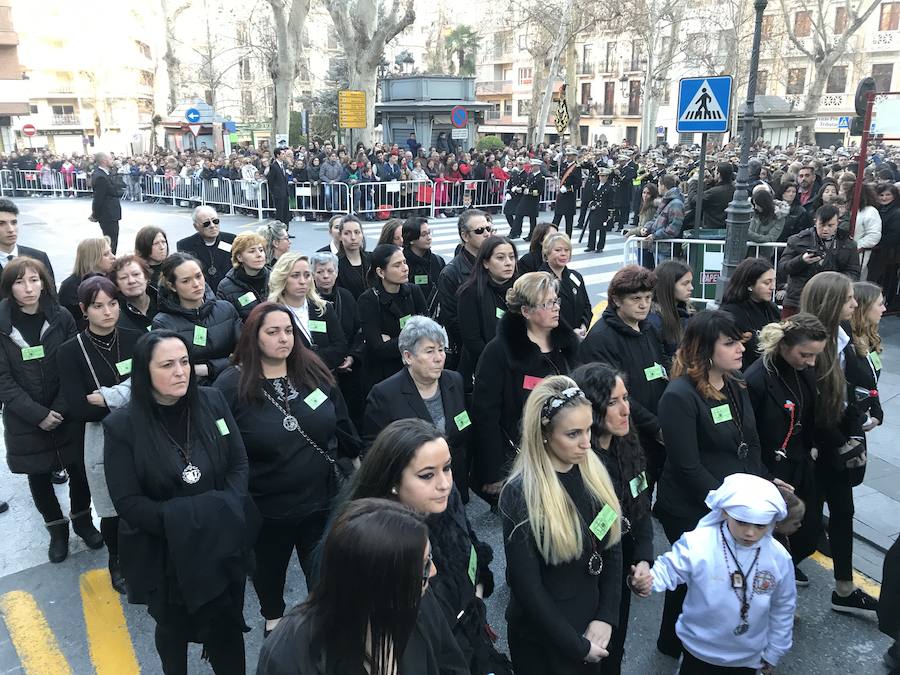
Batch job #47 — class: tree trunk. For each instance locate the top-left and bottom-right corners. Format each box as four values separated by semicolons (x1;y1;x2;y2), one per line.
527;58;547;145
566;41;579;142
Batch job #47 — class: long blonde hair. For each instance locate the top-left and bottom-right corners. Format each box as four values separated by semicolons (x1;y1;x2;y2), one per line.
504;375;621;565
268;252;326;314
851;281;883;357
72;237;111;277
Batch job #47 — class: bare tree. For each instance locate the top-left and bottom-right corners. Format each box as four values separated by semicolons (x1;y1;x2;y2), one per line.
265;0;311;137
326;0;416;148
778;0;883;142
159;0;191;113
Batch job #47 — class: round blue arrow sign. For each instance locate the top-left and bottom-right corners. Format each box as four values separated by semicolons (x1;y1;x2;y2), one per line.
185;108;201;123
450;106;467;129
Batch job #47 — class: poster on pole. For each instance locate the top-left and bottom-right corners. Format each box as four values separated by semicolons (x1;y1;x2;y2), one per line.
338;91;367;129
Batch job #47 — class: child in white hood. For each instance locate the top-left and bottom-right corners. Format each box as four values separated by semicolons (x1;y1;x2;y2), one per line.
630;473;796;674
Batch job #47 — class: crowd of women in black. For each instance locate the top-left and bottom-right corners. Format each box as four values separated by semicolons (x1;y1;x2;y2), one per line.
0;194;893;674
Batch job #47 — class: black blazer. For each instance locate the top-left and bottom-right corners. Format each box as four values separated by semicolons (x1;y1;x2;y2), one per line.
90;168;122;223
295;302;348;371
364;368;472;490
539;263;592;331
336;252;371;300
176;231;237;293
267;160;289;199
15;246;55;286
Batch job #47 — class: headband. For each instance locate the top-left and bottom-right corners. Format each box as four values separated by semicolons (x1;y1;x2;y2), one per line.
540;387;586;427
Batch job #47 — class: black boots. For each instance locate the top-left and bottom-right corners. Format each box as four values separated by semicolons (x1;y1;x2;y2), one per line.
46;518;69;563
108;555;127;595
71;509;104;550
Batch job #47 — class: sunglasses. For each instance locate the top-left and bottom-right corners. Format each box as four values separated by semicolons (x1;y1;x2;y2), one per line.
470;226;492;235
422;550;433;588
201;218;220;227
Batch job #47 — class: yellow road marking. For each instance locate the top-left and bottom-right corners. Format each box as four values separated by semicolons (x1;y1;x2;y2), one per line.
80;569;140;674
590;300;607;328
0;590;72;674
809;551;882;598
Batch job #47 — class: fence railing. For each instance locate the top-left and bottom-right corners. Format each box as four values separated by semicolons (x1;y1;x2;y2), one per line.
624;236;787;303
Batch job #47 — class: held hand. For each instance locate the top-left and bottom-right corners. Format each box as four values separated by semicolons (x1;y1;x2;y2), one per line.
810;446;819;461
775;289;786;303
862;416;881;432
194;363;209;378
39;411;63;431
584;621;612;650
772;478;795;493
559;186;568;193
86;390;106;406
337;356;354;372
88;214;97;222
584;640;609;663
629;564;652;597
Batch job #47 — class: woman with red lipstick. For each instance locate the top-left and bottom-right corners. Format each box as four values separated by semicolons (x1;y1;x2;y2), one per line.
214;302;359;637
539;233;591;338
571;362;653;675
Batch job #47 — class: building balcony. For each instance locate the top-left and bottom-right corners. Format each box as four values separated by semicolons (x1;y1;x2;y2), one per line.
577;62;594;76
476;80;513;95
52;113;82;125
869;30;899;50
819;93;852;110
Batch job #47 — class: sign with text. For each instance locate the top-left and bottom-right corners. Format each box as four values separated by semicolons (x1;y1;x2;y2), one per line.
338;90;367;129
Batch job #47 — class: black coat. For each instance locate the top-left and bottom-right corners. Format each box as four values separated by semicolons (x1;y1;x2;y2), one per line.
456;277;512;385
295;301;348;371
58;273;87;331
267;160;291;224
0;297;80;474
364;368;472;492
356;281;426;391
514;172;545;219
216;267;269;321
698;181;734;230
435;250;475;351
116;294;157;332
778;227;859;308
176;231;237;294
404;247;445;307
539;263;591;331
152;290;241;383
554;163;582;217
782;202;811;241
655;375;767;526
335;252;371;300
256;591;468;675
878;535;900;639
90;167;122;223
516;250;541;275
616;162;637;208
503;170;526;218
471;312;580;484
719;299;781;371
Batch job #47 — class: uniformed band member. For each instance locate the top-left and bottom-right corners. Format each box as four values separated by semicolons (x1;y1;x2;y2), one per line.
553;148;582;238
584;167;616;254
511;160;546;242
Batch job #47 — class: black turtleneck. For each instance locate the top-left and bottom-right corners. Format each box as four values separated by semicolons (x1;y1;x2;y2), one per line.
12;305;45;346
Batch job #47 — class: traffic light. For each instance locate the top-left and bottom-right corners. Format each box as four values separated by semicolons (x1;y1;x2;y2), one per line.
854;77;877;117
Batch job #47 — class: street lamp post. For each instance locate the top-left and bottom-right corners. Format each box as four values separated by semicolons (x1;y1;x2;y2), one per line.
716;0;769;302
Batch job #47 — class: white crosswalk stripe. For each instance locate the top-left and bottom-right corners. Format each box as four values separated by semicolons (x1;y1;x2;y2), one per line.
361;218;627;300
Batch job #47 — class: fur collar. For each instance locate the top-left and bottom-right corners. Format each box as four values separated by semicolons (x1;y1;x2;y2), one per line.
497;311;579;369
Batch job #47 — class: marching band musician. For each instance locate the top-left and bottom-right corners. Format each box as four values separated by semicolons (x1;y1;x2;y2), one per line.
512;160;546;242
553;148;582;238
505;158;528;238
615;151;638;231
584;167;617;254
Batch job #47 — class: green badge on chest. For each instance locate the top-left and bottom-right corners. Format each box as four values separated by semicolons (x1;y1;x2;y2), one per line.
589;504;617;541
711;404;733;424
21;345;44;361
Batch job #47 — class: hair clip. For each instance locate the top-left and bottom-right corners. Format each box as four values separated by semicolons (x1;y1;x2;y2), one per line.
540;386;585;426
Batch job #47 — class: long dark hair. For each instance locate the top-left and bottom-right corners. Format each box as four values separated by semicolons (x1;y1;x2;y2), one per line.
304;498;428;675
751;188;776;221
128;330;222;494
671;309;744;401
366;244;403;287
231;302;333;405
350;419;445;500
570;363;648;522
653;259;693;346
722;257;774;304
458;235;518;298
159;252;204;302
528;221;557;258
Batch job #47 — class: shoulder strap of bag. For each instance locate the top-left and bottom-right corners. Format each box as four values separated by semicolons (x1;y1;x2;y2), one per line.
76;333;103;391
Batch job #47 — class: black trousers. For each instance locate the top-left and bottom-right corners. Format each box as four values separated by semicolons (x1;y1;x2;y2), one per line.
101;516;119;555
508;623;602;675
28;463;91;523
511;214;537;239
252;511;329;619
656;511;700;655
604;533;637;675
814;460;855;581
553;212;575;238
154;621;244;675
586;210;610;251
99;220;120;253
679;650;755;674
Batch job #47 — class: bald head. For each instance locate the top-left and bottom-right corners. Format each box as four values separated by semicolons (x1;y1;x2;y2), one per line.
192;205;220;241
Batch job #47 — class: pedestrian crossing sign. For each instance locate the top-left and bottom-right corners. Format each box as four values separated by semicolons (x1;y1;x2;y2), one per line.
676;76;733;133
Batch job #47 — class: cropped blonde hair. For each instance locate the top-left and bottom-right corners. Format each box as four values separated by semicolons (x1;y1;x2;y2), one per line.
503;375;621;565
541;232;572;261
268;251;326;314
230;232;267;268
72;237;111;277
505;271;560;315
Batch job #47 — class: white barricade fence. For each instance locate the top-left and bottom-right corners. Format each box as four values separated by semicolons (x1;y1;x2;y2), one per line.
0;169;12;197
231;179;271;220
142;174;177;203
440;179;506;213
292;181;351;218
351;179;434;220
623;236;787;303
201;177;234;213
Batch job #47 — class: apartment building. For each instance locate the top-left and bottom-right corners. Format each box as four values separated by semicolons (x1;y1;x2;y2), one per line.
0;0;29;153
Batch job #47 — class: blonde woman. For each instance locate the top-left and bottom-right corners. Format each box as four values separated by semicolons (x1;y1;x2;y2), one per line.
216;231;270;320
539;232;591;338
848;281;886;431
269;252;348;371
499;375;622;675
58;236;116;330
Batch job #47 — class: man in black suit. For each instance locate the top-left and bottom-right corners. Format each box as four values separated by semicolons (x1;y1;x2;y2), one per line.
268;147;292;227
176;205;236;293
0;197;56;284
89;152;123;252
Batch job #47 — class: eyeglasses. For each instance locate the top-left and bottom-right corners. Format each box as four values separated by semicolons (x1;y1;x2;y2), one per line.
201;218;220;227
531;298;561;310
470;226;492;235
422;550;433;588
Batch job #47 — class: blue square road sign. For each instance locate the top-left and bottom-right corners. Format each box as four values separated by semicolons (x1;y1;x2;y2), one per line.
676;76;733;133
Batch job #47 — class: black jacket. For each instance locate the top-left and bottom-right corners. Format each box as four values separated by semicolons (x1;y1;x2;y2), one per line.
719;299;781;371
294;301;348;371
335;252;371;300
152;289;241;383
0;297;80;474
176;231;237;293
356;281;426;391
472;312;580;484
503;170;526;218
256;591;468;675
539;263;591;331
90;167;122;222
364;368;472;491
778;227;859;308
216;266;269;321
500;469;622;667
782;202;811;241
878;200;900;247
554;163;581;217
318;286;361;362
514;171;545;219
698;181;734;230
655;375;767;526
435;249;475;350
456;277;512;386
116;294;157;332
404;247;445;307
517;250;541;275
58;273;90;331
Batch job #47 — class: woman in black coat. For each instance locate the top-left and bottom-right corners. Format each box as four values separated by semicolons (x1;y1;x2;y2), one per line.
58;237;117;331
214;303;359;636
0;257;101;563
364;317;473;494
215;231;270;321
539;233;591;338
499;376;622;675
471;272;580;497
719;257;781;370
516;221;557;275
335;216;371;300
57;276;143;593
403;217;446;307
269;252;348;371
571;363;654;675
745;313;828;579
110;254;157;332
653;310;770;657
152;252;241;385
456;236;517;387
356;244;426;393
775;180;811;241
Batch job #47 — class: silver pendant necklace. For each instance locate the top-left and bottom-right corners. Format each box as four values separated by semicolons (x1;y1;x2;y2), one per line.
262;377;298;431
161;409;201;485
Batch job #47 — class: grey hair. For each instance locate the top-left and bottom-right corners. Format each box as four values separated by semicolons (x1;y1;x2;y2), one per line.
192;204;217;223
398;316;448;356
94;151;110;164
310;251;339;271
257;219;289;259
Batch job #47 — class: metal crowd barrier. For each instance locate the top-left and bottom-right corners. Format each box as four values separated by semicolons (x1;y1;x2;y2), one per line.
291;182;351;219
349;179;434;220
623;236;787;303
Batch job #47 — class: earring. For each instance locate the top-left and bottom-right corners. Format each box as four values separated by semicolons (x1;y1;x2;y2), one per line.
709;358;714;367
391;487;398;495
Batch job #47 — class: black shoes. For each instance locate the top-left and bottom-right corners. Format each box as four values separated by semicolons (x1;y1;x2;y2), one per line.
0;500;8;514
46;519;69;563
108;555;127;595
831;588;878;617
794;566;809;587
71;510;104;550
